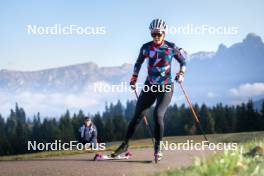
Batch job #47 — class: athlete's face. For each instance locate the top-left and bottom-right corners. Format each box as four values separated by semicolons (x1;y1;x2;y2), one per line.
152;32;165;45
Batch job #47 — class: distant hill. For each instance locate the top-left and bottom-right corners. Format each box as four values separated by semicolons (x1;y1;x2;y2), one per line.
0;33;264;116
0;62;133;93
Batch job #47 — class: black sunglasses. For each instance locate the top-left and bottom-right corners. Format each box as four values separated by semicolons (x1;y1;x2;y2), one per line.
151;32;163;37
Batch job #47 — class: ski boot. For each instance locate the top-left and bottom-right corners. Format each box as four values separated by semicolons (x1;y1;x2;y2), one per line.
110;141;129;158
154;141;163;163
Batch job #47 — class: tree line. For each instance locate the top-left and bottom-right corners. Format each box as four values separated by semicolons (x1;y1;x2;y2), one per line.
0;100;264;156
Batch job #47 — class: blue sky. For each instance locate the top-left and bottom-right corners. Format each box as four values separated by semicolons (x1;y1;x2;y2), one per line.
0;0;263;71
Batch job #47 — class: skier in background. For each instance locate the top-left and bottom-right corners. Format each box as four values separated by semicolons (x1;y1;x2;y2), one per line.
79;117;98;146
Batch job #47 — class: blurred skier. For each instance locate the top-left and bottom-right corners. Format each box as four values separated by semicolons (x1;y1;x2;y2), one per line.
79;117;98;146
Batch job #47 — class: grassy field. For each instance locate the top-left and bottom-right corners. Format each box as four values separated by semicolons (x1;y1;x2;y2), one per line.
1;131;264;161
155;132;264;176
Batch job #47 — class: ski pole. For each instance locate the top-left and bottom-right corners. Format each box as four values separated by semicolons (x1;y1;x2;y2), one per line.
134;89;155;146
178;82;209;142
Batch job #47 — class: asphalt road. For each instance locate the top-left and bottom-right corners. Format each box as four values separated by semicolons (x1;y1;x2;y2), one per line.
0;147;216;176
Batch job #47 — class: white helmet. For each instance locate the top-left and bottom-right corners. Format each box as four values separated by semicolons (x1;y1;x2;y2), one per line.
149;18;167;33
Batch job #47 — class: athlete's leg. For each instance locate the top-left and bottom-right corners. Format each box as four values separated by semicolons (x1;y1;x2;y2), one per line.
124;89;156;143
111;88;157;157
153;86;173;147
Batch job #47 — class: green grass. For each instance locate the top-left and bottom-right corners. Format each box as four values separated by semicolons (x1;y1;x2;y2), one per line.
0;140;153;161
155;139;264;176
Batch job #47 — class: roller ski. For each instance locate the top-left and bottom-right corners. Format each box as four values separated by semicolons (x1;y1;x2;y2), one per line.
93;151;132;161
94;142;131;161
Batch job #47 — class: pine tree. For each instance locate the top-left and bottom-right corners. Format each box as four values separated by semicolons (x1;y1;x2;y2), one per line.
260;101;264;130
164;104;180;136
15;120;29;153
224;106;237;132
103;116;114;142
77;110;85;119
93;113;105;142
32;113;41;142
5;110;17;154
59;110;75;142
245;100;259;131
0;115;10;155
112;114;127;141
236;103;247;132
124;100;136;121
200;104;215;134
71;112;83;141
213;103;228;133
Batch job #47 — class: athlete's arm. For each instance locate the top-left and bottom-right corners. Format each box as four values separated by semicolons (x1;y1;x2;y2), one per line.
173;45;187;73
133;45;146;76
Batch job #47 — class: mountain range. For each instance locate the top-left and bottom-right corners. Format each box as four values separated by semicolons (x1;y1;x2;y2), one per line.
1;33;264;116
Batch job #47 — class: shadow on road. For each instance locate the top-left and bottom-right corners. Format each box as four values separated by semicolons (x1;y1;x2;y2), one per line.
0;158;92;162
1;158;153;164
95;160;153;164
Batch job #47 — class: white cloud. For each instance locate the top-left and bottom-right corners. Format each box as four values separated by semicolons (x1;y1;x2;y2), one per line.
230;82;264;97
0;81;134;118
207;91;218;98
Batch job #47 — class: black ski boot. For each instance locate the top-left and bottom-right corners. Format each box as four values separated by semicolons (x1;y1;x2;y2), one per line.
110;141;129;158
154;141;163;163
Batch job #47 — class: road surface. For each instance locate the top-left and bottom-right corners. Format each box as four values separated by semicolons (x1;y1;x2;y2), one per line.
0;148;215;176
